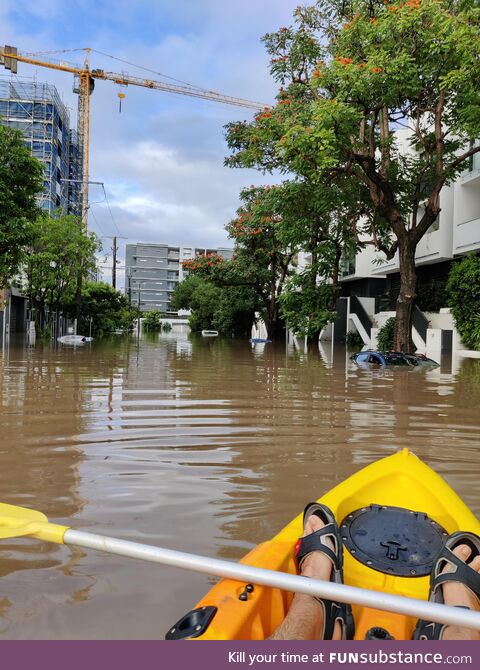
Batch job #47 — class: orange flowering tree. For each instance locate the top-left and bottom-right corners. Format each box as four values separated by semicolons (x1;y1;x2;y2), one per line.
183;186;298;339
226;0;480;352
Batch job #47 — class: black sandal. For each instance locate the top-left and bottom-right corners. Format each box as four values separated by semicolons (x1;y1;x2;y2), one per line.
413;531;480;640
294;502;355;640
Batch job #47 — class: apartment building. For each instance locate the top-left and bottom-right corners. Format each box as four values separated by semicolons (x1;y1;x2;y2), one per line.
0;78;80;215
125;243;233;313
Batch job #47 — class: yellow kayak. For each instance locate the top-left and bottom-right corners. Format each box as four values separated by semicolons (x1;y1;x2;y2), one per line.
172;449;480;640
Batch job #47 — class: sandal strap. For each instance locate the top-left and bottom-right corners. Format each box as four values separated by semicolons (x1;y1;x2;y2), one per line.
294;524;339;571
434;569;480;599
433;546;480;600
316;599;339;640
413;606;470;640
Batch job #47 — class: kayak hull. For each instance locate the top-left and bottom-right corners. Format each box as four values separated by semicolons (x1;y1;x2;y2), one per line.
189;449;480;640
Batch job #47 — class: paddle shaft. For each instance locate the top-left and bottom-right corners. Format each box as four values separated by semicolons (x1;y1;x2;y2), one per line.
65;529;480;632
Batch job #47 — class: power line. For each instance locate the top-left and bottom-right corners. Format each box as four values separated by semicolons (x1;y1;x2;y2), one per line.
91;49;211;93
89;208;106;237
101;184;123;237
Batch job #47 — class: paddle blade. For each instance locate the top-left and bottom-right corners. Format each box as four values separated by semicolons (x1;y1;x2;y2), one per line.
0;503;68;542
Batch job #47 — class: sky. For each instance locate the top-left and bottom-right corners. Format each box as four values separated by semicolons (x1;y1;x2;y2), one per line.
1;0;301;286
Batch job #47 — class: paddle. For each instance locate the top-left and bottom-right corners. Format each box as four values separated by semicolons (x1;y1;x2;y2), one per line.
1;502;480;632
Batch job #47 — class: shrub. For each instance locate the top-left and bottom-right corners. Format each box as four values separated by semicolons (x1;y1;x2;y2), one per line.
416;279;447;313
142;310;162;332
346;330;364;350
377;317;396;351
446;256;480;350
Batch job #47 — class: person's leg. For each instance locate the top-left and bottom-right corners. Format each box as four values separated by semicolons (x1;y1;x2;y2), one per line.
441;543;480;640
269;513;342;640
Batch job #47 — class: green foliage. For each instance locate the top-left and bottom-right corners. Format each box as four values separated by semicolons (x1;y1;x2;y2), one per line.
142;309;162;332
162;321;172;332
171;275;254;336
472;315;480;352
346;330;364;350
172;275;222;333
377;317;396;351
0;125;43;286
447;256;480;350
225;0;480;351
279;272;337;338
64;281;138;336
416;279;447;313
24;213;100;325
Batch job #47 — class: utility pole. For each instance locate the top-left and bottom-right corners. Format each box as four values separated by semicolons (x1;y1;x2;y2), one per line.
112;237;117;289
103;236;127;289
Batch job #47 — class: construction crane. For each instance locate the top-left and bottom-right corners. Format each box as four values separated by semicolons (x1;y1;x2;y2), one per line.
0;46;268;228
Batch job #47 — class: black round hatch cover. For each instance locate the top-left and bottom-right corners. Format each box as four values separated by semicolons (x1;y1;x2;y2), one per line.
340;505;448;577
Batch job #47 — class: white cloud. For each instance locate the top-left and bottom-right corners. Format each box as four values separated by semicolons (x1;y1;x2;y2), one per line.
2;0;299;276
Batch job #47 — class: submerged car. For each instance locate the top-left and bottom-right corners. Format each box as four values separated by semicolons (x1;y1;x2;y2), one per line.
352;351;439;367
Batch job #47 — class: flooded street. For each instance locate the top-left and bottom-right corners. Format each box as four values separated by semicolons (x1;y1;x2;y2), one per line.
1;334;479;639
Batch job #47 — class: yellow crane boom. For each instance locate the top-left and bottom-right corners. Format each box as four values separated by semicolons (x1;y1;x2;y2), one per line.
0;46;268;228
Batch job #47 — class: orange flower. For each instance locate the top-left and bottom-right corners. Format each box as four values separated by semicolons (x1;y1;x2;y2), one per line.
371;66;383;74
337;57;354;65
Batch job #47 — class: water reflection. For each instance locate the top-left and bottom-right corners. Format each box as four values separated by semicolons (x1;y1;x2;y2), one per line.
0;334;479;638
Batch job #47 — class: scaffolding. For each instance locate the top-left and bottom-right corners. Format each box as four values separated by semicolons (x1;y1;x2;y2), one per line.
0;77;80;215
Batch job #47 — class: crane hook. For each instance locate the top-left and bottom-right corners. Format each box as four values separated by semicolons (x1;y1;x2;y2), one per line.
117;92;126;113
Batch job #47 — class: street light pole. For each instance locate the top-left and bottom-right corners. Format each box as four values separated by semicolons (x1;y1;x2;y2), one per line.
136;280;146;337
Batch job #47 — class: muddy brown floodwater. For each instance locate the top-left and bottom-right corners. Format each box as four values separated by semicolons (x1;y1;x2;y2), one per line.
0;334;479;639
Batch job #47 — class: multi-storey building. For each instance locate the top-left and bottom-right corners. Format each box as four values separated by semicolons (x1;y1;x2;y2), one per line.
0;78;80;215
125;243;234;314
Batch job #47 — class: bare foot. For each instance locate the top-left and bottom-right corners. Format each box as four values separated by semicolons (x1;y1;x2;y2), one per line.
441;544;480;640
269;512;342;640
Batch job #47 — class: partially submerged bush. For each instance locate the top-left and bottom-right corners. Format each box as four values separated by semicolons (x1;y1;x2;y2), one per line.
142;310;162;332
447;256;480;350
377;317;396;351
346;330;364;350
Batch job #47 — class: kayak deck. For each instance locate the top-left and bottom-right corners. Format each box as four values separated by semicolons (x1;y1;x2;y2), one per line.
185;449;480;640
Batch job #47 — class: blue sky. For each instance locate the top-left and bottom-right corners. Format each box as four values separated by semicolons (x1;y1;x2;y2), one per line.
1;0;301;285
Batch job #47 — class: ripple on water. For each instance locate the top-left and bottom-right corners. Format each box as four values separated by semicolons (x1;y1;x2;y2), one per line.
0;336;479;638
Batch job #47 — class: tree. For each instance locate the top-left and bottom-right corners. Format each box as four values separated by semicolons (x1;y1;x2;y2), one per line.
24;213;100;327
183;187;297;339
226;0;480;351
0;125;43;286
279;274;337;340
64;281;138;336
142;309;163;333
171;274;254;336
268;180;359;342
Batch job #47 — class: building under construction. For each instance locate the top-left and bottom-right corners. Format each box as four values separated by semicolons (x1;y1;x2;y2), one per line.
0;77;81;215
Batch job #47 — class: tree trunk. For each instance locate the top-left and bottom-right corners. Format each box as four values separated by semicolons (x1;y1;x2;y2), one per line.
394;237;417;353
266;300;285;340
